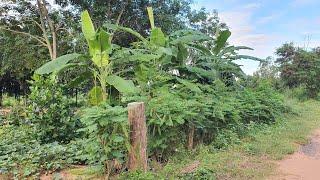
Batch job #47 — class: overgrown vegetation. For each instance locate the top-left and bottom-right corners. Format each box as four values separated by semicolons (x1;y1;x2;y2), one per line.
1;0;320;179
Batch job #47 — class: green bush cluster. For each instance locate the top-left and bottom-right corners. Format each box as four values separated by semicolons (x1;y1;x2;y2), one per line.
0;126;84;179
141;80;289;157
0;7;291;179
26;74;81;143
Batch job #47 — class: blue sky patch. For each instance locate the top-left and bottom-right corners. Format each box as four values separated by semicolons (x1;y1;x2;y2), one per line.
193;0;320;74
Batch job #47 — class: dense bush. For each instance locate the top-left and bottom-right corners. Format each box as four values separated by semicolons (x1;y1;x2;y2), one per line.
26;75;81;143
78;103;130;177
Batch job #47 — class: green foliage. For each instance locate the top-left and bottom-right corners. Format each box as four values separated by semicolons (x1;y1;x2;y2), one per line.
120;170;156;180
26;75;80;143
0;126;83;179
213;30;231;55
88;86;104;106
276;43;320;99
36;10;138;103
78;103;130;177
0;4;297;179
1;105;25;126
212;129;241;149
35;53;82;74
182;168;216;180
1;96;24;107
284;85;309;101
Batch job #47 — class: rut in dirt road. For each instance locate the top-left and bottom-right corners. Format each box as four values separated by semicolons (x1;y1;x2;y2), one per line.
271;129;320;180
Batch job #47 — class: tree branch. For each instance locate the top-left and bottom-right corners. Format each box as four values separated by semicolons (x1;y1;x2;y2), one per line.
115;0;129;26
0;27;47;47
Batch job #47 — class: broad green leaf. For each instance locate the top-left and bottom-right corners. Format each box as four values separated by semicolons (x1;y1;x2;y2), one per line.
88;86;103;106
230;55;263;61
189;44;211;55
169;29;202;37
106;75;139;93
87;38;100;56
155;47;173;56
177;43;188;65
103;23;147;43
81;10;95;42
35;53;81;74
150;28;166;46
186;66;216;80
213;30;231;55
97;28;111;52
176;77;202;93
147;7;155;29
220;46;253;56
56;63;87;74
68;71;92;87
135;64;148;82
92;53;109;67
170;34;210;45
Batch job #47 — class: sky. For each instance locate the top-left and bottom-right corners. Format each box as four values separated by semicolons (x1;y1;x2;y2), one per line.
192;0;320;74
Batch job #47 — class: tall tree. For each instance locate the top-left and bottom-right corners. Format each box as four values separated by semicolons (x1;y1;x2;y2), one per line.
0;0;82;59
0;0;85;103
276;43;320;98
55;0;224;46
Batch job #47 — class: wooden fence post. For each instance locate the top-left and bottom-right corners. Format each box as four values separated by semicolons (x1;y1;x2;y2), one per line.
128;102;147;172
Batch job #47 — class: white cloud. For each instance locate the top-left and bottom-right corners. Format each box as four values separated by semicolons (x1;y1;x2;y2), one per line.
218;4;277;74
219;11;272;49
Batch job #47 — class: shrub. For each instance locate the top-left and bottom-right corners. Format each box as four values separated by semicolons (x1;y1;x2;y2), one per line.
78;103;130;178
26;74;81;143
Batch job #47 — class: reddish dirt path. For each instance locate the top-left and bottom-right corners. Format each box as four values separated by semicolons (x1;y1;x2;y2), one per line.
270;129;320;180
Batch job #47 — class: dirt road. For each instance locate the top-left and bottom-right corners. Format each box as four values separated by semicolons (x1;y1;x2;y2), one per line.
271;129;320;180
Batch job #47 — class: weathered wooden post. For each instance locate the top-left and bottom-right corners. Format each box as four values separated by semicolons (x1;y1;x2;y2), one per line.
128;102;147;172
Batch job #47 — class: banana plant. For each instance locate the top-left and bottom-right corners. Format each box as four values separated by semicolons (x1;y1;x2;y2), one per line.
36;10;138;105
182;27;264;85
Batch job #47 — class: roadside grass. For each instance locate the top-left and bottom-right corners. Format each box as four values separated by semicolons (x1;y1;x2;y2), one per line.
122;99;320;179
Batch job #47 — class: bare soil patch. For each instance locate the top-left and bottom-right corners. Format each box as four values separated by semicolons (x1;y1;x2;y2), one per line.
270;129;320;180
40;165;98;180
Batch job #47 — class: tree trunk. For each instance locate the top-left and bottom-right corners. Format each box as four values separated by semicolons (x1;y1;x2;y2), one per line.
36;0;57;60
128;102;147;172
17;78;28;107
42;0;57;59
0;92;2;107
